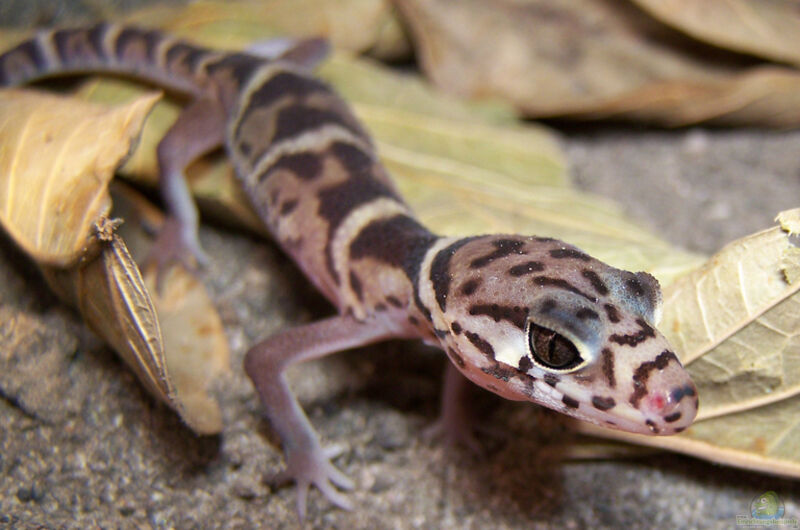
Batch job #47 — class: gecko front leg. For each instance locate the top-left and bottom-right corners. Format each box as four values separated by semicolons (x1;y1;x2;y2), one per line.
423;362;483;454
148;96;226;274
243;314;401;520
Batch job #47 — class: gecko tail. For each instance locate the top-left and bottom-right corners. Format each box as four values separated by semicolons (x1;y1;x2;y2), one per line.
0;23;209;96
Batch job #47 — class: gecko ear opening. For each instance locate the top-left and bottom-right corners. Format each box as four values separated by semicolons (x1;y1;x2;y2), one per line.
633;271;663;325
604;270;663;326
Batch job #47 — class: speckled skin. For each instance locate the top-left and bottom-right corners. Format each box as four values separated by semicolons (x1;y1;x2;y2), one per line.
0;24;698;519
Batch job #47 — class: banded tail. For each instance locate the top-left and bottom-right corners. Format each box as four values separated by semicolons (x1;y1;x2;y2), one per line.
0;23;262;103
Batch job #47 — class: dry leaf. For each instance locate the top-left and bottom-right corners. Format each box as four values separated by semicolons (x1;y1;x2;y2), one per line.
43;190;230;436
112;183;230;435
40;227;175;408
632;0;800;66
576;209;800;478
0;89;159;266
662;211;800;420
393;0;800;126
0;88;227;434
144;266;229;435
123;0;409;60
0;89;174;408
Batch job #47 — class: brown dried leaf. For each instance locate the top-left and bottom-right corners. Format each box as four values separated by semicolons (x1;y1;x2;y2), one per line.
394;0;800;126
632;0;800;66
40;227;174;407
0;89;159;265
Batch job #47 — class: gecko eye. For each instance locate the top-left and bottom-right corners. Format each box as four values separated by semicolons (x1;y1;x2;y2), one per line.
527;322;583;371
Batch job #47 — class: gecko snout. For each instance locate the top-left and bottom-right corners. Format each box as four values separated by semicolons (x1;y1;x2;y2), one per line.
640;376;698;435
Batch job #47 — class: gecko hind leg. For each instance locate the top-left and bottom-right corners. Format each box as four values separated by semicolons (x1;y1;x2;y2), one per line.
146;96;225;276
244;314;399;520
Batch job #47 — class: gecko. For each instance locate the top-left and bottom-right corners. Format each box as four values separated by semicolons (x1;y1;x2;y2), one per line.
0;24;698;519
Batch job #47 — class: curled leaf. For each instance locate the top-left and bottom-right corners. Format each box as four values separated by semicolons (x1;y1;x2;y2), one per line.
0;88;227;434
41;227;174;406
112;183;230;435
0;89;159;266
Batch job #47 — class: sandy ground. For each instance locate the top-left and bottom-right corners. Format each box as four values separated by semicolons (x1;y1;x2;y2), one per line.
1;5;800;529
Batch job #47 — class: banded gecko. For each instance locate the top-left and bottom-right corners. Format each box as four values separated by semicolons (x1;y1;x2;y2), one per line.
0;24;698;517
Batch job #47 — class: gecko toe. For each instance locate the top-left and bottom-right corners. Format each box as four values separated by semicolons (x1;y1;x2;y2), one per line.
295;482;309;522
326;461;355;490
316;479;354;511
323;443;348;460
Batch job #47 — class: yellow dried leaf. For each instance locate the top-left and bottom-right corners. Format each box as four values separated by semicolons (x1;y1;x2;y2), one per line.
0;85;227;434
662;217;800;419
144;265;229;435
0;89;159;266
41;188;230;436
576;211;800;478
632;0;800;66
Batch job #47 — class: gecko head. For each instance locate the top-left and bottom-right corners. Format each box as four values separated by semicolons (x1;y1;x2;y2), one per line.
431;235;698;436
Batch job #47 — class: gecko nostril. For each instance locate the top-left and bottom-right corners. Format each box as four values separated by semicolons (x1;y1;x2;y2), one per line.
669;383;697;404
645;383;699;432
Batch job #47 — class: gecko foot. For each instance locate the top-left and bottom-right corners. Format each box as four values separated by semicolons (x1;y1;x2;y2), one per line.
267;444;354;521
422;418;484;456
143;215;209;287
